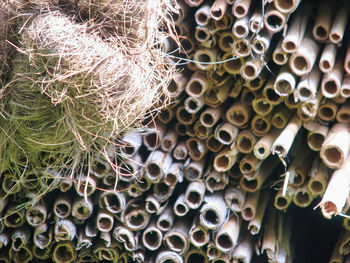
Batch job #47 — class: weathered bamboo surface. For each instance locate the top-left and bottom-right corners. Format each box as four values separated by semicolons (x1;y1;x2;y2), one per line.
2;0;350;262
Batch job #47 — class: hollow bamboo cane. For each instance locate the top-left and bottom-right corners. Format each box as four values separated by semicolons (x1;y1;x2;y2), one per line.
263;78;284;105
240;88;257;106
113;223;137;251
205;85;229;107
33;223;53;249
156;249;183;263
186;137;208;161
167;70;190;98
52;241;77;263
210;0;228;20
284;93;301;111
193;48;218;71
312;2;332;41
240;156;279;192
74;174;97;197
182;158;206;181
199;192;228;230
185;95;205;114
54;218;76;242
121;198;151;231
232;232;254;263
174;193;190;217
218;32;235;52
200;107;222;127
320;123;350;169
205;169;229;193
263;4;288;33
273;39;289;65
251;113;273;137
240;153;262;176
206;134;224;153
157;207;175;232
233;37;251;57
195;3;211;25
261;206;278;261
274;188;294;211
242;190;261;221
164;219;190;255
303;121;329;151
93;240;120;261
341;77;350;98
214;146;240;172
329;3;349;44
241;56;264;81
59;178;73;192
77;229;92;250
223;54;244;75
2;173;22;195
319;44;337;74
142;220;163;251
173;140;188;160
254;128;281;160
4;204;25;228
317;98;339;122
161;128;178;152
226;101;252;127
274;65;297;96
207;242;221;260
189;215;210;247
232;16;250;39
319;154;350;218
184;180;206;210
274;0;300;13
272;113;302;158
72;196;93;220
308;157;329;196
236;129;257;154
99;189;127;214
215;122;239;145
249;5;263;33
33;243;53;260
90;155;111;179
321;56;344;99
185;249;209;263
336;101;350;123
288;144;313;187
214;12;234;30
158;106;176;127
152;184;175;207
281;9;307;54
215;215;240;253
297;66;321;102
25;201;47;227
11;227;30;252
247;72;267;91
164;162;183;186
143;122;166;150
77;248;96;263
252;93;274;116
293;182;313;208
252;29;273;55
145;150;172;183
9;245;33;263
232;0;251;18
225;183;246;212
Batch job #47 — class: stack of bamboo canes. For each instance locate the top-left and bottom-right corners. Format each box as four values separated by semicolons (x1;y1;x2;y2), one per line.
3;0;350;262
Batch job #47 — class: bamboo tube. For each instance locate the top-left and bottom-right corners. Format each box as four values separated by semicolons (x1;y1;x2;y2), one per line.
239;153;262;176
226;101;252;127
33;243;53;260
161;129;178;152
312;2;332;41
74;174;97;197
145;150;172;182
78;248;95;263
242;190;261;221
142;220;163;251
207;242;221;260
157;207;175;232
215;12;234;30
240;88;257;106
143;122;166;150
241;56;264;81
319;154;350;218
249;5;263;33
223;53;244;75
261;206;278;260
210;0;228;20
341;77;350;98
99;189;127;214
215;215;240;253
207;66;229;86
4;204;25;228
337;101;350;123
273;40;289;65
321;57;344;98
274;0;300;13
289;35;320;77
215;122;239;145
274;188;294;211
120;131;142;157
33;223;53;249
195;3;211;25
284;92;300;110
22;170;40;190
281;10;307;54
187;123;196;137
167;71;190;98
93;241;120;261
297;67;321;103
263;4;288;33
11;227;30;252
205;85;229;107
77;229;92;250
214;146;240;172
247;73;266;91
247;190;269;235
293;183;313;207
185;249;209;263
252;94;273;116
180;37;196;53
165;162;183;186
156;249;183;263
2;173;22;194
224;183;246;212
232;0;251;18
186;71;209;98
173;140;188;160
113;224;137;251
232;16;249;39
164;219;190;255
254;128;280;160
304;121;328;151
274;66;297;96
147;190;170;211
193;48;217;71
252;30;273;55
182;158;205;181
184;180;206;209
186;137;208;161
308;157;329;196
329;3;349;44
272;113;302;158
206;134;224;153
251;113;272;137
199;192;227;230
288;145;313;187
0;231;9;249
320;123;350;169
9;245;33;263
236;129;256;154
185;95;205;114
54;219;76;242
233;37;251;57
59;178;73;192
263;78;284;105
200;107;221;127
189;216;210;247
72;196;93;220
317;98;339;122
121;198;151;231
25;201;47;227
52;241;76;263
90;155;111;179
195;25;213;44
240;157;279;192
39;168;61;191
232;232;254;263
319;44;337;74
174;193;190;217
218;33;235;53
205;169;229;192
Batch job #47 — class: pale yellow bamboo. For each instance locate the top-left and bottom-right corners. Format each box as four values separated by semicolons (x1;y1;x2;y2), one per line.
304;120;329;151
329;4;349;44
312;2;332;41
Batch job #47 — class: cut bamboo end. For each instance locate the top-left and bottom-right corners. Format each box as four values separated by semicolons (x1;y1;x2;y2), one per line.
241;56;263;81
4;205;25;228
174;193;190;217
252;95;274;116
254;128;281;160
162;129;178;152
122;199;151;231
304;121;329;151
207;242;221;260
145;150;172;182
336;101;350;123
164;220;190;255
99;190;127;214
249;7;263;33
329;5;348;44
239;153;261;176
274;188;293;211
205;85;229;107
242;191;260;221
157;207;175;232
226;101;252;127
293;185;313;208
236;129;257;154
252;30;272;55
317;99;339;122
182;159;205;181
10;245;33;263
218;33;235;53
185;249;209;263
223;53;244;75
200;193;227;230
319;44;337;74
312;2;332;41
205;170;229;192
214;147;240;172
54;219;76;242
142;224;163;251
281;10;306;53
308;157;329;196
186;71;209;98
251;114;272;136
186;137;208;161
156;249;183;263
341;77;350;98
224;184;246;212
321;57;344;99
215;215;240;253
184;180;206;209
200;107;221;127
173;140;188;160
232;16;249;39
263;78;284;105
320;123;350;169
189;217;210;247
232;232;254;263
215;122;239;145
34;223;52;249
195;3;211;25
232;0;251;18
210;0;228;21
25;203;47;227
297;67;321;102
274;0;300;13
52;241;76;263
274;68;297;97
193;48;218;71
158;107;175;124
263;4;287;33
214;13;234;30
233;38;251;57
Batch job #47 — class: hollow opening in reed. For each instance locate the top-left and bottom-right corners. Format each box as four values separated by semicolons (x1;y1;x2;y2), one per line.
234;40;249;56
192;229;206;243
146;163;161;178
222;35;234;50
272;115;285;128
216;155;229;169
276;196;288;209
243;207;254;219
155;182;171;196
321;60;331;71
276;0;294;10
266;15;283;30
55;245;74;262
225;57;242;72
310;181;323;194
295;192;311;206
188;81;203;96
33;245;49;258
253;118;268;133
146;201;157;213
242;178;258;191
243;65;256;78
121;145;135;156
330;33;341;43
339;113;350;122
5;213;22;227
314;26;327;39
188;191;201;205
180;38;194;53
187;99;199;112
198;13;209;25
257;146;266;156
168;235;185;250
144;230;161;247
324;81;338;95
165;173;177;185
179;108;193;123
299;87;312;99
175;203;187;215
129;214;144;227
254;41;264;54
13;237;23;251
202;114;214;126
274;52;287;64
23;172;39;189
197;53;211;65
324;147;341;164
167;80;178;94
241;162;253;174
196;29;210;41
208;246;219;258
145;133;158;148
266;88;280;102
276;79;292;95
159;220;170;230
27;209;45;225
187;252;205;262
163;139;173;150
55;203;70;217
217;234;233;249
234;25;247;37
232;111;245;125
159;109;171;123
207;136;222;151
218;130;232;143
234;5;245;16
319;106;335;120
292;173;303;186
237;136;252;152
255;101;270;114
250;77;262;89
293;56;308;71
204;210;218;225
176;123;187;135
92;162;108;177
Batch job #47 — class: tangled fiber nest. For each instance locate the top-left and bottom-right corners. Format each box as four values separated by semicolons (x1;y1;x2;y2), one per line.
0;0;177;198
